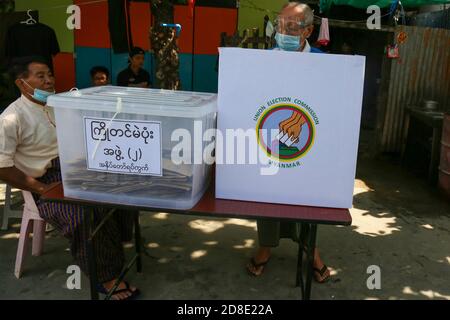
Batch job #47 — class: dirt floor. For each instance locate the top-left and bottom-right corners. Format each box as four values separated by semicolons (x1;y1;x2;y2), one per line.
1;138;449;300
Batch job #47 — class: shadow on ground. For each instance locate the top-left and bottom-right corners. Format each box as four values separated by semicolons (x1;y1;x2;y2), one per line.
0;154;449;300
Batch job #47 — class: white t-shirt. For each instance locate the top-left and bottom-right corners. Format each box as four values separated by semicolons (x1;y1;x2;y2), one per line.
0;95;58;178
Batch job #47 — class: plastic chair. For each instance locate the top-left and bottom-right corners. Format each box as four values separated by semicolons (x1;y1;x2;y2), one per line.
1;184;23;230
14;190;46;279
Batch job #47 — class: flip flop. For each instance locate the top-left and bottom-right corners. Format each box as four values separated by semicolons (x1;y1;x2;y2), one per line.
97;281;141;300
313;265;331;283
246;257;270;277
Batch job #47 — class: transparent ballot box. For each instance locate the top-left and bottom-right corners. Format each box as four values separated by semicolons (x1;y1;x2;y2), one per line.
48;86;217;209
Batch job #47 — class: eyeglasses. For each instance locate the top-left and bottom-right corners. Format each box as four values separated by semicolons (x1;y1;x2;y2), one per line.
274;16;311;36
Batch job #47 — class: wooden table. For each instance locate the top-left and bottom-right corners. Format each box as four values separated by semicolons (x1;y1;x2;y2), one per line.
402;107;444;184
42;183;351;300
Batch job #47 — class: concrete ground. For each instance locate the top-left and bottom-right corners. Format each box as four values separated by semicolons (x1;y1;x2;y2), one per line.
1;148;449;300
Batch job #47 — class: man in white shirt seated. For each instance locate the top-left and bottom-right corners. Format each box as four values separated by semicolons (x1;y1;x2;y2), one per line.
0;56;140;300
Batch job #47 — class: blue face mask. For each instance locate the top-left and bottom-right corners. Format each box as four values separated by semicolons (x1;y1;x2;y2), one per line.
22;80;55;104
275;32;301;51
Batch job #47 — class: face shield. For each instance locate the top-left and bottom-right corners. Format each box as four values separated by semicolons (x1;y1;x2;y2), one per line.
274;16;311;36
273;16;312;51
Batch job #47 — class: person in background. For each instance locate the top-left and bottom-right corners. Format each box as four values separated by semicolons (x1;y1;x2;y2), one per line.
246;2;331;284
340;42;354;55
0;56;140;300
117;47;151;88
90;66;110;86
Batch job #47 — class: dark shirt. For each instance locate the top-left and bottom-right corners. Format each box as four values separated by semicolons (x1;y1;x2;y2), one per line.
5;22;60;68
0;11;39;67
117;66;151;87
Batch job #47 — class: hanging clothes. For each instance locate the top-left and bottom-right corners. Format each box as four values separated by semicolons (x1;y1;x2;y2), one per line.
108;0;133;54
317;18;330;47
1;11;41;111
188;0;195;18
5;22;60;69
195;0;236;7
0;11;39;68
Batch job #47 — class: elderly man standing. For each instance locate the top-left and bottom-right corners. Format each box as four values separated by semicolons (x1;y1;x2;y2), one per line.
247;2;331;283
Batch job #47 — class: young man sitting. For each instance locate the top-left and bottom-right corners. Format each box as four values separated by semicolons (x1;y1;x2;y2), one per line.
90;66;110;87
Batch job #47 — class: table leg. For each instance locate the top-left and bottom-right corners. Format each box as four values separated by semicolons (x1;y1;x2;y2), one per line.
296;240;305;297
86;207;99;300
304;224;317;300
105;255;139;300
134;211;143;273
401;113;411;162
429;128;442;184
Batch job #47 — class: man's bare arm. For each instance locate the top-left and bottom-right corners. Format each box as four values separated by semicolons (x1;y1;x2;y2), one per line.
0;166;52;195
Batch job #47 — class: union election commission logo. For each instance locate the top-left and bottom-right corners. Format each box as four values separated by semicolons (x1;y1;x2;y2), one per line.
254;97;319;164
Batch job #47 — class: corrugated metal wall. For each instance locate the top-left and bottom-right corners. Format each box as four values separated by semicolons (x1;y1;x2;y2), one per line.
410;8;450;29
377;25;450;153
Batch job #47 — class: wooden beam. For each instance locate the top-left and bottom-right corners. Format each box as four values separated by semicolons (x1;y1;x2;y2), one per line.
314;18;396;32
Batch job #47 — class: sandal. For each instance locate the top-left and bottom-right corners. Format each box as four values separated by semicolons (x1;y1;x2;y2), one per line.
313;265;331;283
246;257;270;277
97;281;141;300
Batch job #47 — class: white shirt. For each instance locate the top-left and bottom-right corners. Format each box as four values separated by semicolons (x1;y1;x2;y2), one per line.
302;40;312;53
0;95;58;178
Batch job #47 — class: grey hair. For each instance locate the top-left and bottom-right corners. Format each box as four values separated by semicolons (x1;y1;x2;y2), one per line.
283;2;315;26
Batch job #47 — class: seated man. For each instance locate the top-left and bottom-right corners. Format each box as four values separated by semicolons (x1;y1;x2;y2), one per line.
0;56;139;300
117;47;151;88
90;66;110;87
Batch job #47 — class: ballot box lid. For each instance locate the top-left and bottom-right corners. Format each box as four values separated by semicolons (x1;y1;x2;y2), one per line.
47;85;217;118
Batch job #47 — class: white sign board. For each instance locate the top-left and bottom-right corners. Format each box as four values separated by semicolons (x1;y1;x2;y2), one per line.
84;117;162;176
216;48;366;209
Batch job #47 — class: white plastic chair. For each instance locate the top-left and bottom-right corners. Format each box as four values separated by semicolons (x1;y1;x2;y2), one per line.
14;190;46;279
1;184;23;230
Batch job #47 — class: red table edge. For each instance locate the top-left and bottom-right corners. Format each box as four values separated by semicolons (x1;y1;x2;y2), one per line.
41;182;352;226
